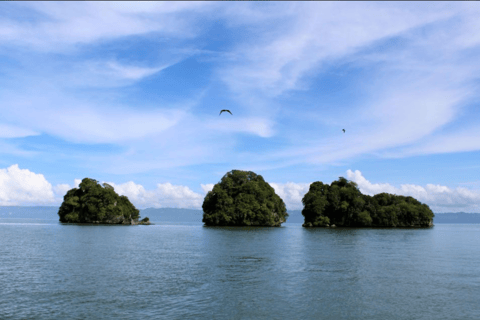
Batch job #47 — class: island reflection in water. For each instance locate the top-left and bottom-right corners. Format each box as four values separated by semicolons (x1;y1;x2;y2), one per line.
0;219;478;320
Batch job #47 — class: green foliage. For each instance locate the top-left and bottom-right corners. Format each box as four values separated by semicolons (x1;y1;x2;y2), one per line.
58;178;140;224
138;216;150;225
366;193;434;227
302;177;434;228
202;170;288;226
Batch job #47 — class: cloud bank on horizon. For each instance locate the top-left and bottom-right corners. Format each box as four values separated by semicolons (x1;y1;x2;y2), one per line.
1;164;479;213
1;2;480;212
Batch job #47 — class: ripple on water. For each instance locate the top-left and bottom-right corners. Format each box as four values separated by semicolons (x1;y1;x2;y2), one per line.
0;222;479;319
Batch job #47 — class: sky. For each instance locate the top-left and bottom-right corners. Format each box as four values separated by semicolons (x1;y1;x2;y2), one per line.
1;2;480;213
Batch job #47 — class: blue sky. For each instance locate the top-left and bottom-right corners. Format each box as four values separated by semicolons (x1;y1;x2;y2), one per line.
1;2;480;212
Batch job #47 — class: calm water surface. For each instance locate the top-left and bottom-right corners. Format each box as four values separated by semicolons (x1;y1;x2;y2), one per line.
1;218;479;319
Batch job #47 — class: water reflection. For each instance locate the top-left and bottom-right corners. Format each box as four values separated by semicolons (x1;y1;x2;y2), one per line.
1;221;479;319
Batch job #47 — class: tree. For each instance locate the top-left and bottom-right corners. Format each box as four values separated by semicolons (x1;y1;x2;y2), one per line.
302;177;434;227
310;177;365;227
302;181;330;226
202;170;288;226
58;178;143;224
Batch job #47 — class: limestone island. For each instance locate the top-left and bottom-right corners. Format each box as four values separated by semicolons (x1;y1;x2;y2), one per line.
302;177;434;228
58;178;150;225
202;170;288;227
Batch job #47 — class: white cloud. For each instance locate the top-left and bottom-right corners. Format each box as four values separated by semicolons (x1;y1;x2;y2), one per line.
269;182;311;210
207;117;275;138
364;84;466;146
106;181;204;209
221;2;456;96
50;179;82;203
0;164;56;205
199;181;311;211
102;61;167;80
217;2;480;166
347;169;480;213
0;123;39;138
1;91;187;144
0;141;40;157
66;60;177;87
73;179;82;188
2;164;480;215
53;184;71;198
0;2;214;50
51;107;184;144
201;184;214;194
0;169;209;208
0;172;206;209
3;2;480;180
374;126;480;159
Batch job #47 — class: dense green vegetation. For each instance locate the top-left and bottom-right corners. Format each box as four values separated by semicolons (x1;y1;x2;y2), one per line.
302;177;434;227
202;170;288;226
58;178;148;224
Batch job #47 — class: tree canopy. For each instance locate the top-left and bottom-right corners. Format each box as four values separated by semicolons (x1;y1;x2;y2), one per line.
202;170;288;226
58;178;146;224
302;177;434;227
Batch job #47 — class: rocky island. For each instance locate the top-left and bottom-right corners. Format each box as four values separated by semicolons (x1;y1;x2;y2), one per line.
202;170;288;226
302;177;434;228
58;178;150;225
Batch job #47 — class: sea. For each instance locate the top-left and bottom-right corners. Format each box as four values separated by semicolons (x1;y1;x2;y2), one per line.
1;208;479;319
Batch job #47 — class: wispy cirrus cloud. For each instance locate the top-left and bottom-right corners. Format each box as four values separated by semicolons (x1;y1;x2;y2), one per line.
0;2;215;51
206;116;276;138
220;2;456;97
100;61;168;81
0;123;39;139
59;60;177;87
1;89;187;144
0;141;40;158
226;3;480;168
1;2;480;198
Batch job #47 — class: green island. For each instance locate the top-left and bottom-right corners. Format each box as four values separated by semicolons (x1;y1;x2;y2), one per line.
302;177;434;228
58;178;150;225
202;170;288;227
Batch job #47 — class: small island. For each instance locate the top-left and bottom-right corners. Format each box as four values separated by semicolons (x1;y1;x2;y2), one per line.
58;178;150;225
202;170;288;226
302;177;434;228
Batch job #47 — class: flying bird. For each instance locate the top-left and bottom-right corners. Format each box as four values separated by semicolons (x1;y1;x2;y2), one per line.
342;129;345;133
219;109;232;115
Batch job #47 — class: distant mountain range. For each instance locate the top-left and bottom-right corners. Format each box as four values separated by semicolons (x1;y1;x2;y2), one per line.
1;206;480;224
0;206;60;219
284;211;480;224
430;212;480;224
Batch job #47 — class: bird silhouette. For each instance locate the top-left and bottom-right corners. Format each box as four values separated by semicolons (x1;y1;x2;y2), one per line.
219;109;232;115
342;129;345;133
